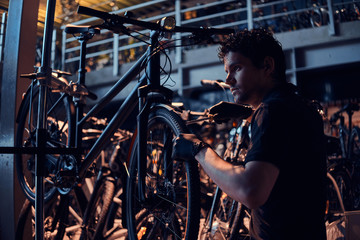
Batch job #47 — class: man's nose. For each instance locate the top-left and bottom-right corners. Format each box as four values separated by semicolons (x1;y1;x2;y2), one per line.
225;74;235;85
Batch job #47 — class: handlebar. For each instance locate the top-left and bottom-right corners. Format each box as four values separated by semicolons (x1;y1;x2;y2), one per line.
201;79;230;89
77;6;234;36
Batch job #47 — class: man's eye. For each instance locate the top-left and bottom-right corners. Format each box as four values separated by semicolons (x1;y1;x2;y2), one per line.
234;65;241;71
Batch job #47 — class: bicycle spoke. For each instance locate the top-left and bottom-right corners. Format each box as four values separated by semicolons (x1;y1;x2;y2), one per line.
155;194;187;211
135;200;183;240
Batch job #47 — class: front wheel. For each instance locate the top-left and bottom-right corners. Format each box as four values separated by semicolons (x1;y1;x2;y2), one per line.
126;106;200;240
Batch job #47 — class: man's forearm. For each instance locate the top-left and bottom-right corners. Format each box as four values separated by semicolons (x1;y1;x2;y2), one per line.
195;147;247;203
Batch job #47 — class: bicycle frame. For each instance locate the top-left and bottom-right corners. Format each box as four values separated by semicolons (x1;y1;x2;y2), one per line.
76;48;147;179
64;27;174;205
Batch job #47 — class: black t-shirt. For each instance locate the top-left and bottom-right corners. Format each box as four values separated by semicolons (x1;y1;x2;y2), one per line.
245;84;327;240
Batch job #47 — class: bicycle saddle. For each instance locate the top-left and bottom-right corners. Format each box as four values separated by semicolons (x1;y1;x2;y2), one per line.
64;24;100;34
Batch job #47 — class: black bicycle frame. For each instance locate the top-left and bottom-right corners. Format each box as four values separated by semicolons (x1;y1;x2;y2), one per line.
77;55;147;178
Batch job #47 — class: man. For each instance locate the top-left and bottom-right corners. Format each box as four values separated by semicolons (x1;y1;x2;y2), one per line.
172;29;327;240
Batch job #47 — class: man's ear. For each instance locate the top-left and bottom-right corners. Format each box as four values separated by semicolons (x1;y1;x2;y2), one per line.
263;56;275;76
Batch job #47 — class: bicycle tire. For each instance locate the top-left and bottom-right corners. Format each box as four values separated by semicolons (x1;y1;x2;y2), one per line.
326;163;353;222
230;201;250;240
349;126;360;162
126;106;200;240
15;195;65;240
349;126;360;209
15;198;32;240
103;186;128;239
15;84;75;203
103;164;129;238
15;186;86;240
80;175;116;240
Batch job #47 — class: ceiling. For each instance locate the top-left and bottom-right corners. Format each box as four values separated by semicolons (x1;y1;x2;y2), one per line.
0;0;175;35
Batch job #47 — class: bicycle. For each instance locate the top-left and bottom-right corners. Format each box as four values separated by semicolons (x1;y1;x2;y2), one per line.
334;0;360;23
330;102;360;211
15;5;234;239
15;112;131;240
348;125;360;210
328;103;359;202
198;118;252;240
180;79;253;240
321;102;360;225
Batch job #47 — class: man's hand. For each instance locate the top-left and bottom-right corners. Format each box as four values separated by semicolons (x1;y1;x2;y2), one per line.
172;134;210;162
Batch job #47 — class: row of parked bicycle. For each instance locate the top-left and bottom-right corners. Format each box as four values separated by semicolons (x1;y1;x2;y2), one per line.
14;95;360;239
323;102;360;221
14;98;253;240
13;5;239;240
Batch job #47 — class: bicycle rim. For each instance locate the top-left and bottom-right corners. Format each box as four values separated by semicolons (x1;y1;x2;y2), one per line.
126;107;200;240
15;84;75;203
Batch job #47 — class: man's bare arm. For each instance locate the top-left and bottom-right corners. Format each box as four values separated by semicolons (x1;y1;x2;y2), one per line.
196;147;279;209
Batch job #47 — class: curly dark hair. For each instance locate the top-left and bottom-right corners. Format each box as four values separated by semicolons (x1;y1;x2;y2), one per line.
218;29;286;83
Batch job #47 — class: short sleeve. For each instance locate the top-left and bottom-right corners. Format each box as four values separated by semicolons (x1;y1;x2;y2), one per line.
245;101;290;170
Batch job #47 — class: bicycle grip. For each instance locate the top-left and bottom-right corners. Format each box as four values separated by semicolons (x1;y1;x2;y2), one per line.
77;6;111;20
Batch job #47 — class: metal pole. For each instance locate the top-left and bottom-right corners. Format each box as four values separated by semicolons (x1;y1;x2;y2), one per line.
0;0;39;239
40;0;56;74
247;0;253;30
51;29;57;68
113;33;119;76
327;0;336;36
0;12;6;62
175;0;182;64
35;0;56;239
61;29;66;70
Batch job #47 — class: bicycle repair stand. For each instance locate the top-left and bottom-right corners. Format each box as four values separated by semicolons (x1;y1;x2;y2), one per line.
0;0;78;239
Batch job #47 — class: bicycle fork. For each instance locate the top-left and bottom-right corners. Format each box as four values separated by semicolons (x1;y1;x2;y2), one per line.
136;30;161;202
